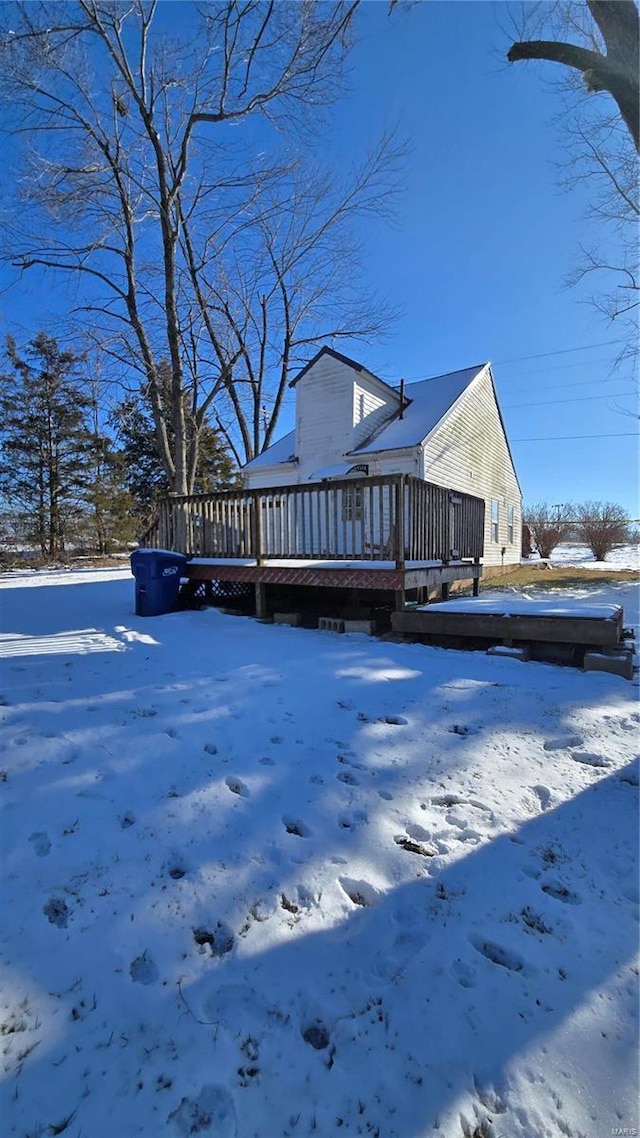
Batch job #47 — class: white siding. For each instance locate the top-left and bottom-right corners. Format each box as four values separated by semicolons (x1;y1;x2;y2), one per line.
246;355;399;488
421;371;521;565
244;465;301;491
374;450;421;478
295;353;355;480
352;380;396;449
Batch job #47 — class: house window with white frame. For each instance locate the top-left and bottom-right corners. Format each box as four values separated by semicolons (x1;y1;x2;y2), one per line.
342;485;363;523
507;504;515;544
491;499;499;542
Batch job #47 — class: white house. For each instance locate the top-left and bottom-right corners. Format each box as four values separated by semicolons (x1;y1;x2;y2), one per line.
242;347;522;567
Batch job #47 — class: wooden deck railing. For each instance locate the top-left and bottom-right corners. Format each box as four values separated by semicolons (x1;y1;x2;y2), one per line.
143;475;485;568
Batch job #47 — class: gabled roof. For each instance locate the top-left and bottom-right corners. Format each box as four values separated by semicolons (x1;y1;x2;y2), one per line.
288;345;399;401
350;364;488;455
243;429;296;472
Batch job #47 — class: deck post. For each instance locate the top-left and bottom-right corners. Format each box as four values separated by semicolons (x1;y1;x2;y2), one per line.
395;587;406;613
394;476;406;572
441;581;450;601
473;558;480;597
255;582;268;619
252;493;264;567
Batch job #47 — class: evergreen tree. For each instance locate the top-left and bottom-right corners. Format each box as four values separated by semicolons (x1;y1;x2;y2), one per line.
0;334;93;557
111;388;238;525
83;382;137;554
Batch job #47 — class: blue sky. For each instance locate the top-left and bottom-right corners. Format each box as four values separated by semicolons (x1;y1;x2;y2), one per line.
279;0;637;517
1;1;637;515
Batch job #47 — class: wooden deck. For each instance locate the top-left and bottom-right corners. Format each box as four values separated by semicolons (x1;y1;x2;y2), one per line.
148;475;485;614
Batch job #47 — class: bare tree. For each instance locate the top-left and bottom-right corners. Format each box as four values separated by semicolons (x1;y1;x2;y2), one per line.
575;500;630;560
505;2;639;360
1;1;402;490
524;500;574;558
507;1;639;151
196;138;404;464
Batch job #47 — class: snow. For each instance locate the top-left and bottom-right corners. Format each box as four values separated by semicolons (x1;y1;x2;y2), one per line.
190;558;449;570
422;597;623;620
529;542;640;572
308;463;358;480
242;430;296;472
1;569;638;1138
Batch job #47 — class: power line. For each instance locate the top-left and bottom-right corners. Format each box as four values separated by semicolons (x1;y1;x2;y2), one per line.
512;431;638;442
503;391;638;410
492;338;628;366
498;374;639;396
401;347;636;387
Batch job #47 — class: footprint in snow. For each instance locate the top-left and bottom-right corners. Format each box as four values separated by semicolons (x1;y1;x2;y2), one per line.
337;753;366;770
377;789;393;801
379;714;408;726
193;923;235;958
570;751;610;768
167;1085;237;1138
431;793;465;808
338;877;381;907
336;770;360;786
619;762;639;786
531;785;552;810
29;831;51;857
338;809;368;831
259;756;275;766
283;817;312;838
451;959;477;989
302;1020;331;1051
543;736;583;752
166;852;188;880
394;834;435;857
470;936;525;972
130;950;159;984
43;897;70;927
406;821;431;842
225;776;249;797
119;811;136;829
541;881;581;905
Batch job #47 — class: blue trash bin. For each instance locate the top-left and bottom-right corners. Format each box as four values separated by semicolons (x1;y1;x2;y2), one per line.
130;549;190;617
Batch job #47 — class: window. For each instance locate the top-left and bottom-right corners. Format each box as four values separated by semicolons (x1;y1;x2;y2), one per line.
491;499;499;542
507;505;515;544
342;485;363;523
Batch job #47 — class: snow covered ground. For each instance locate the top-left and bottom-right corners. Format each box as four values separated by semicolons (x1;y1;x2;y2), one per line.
1;568;638;1138
529;542;640;572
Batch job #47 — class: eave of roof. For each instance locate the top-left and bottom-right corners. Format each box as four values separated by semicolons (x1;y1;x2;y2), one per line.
288;345;400;403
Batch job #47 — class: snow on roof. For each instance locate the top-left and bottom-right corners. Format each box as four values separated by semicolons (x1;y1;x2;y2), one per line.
243;430;296;471
351;364;487;455
309;462;360;480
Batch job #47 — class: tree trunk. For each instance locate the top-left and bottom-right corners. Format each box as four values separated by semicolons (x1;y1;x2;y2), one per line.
508;0;640;151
